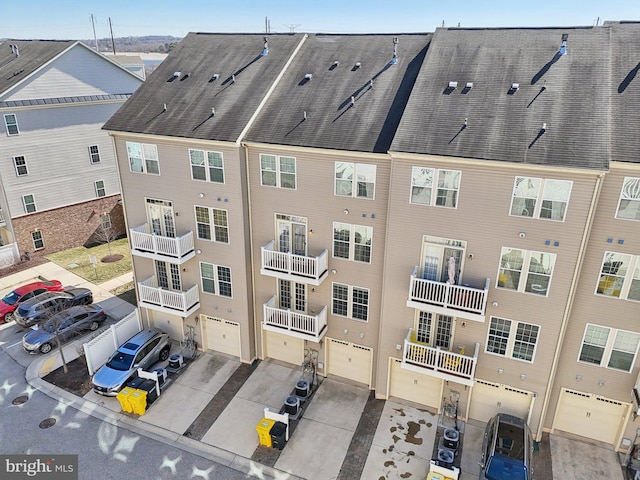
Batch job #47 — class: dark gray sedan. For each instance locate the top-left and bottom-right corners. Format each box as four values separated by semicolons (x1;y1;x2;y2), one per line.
22;304;107;354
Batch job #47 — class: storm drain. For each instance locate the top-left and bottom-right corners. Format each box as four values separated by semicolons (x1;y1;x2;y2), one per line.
39;418;56;429
12;395;29;405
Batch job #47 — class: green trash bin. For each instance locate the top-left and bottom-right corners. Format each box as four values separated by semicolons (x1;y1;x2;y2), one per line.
270;421;287;450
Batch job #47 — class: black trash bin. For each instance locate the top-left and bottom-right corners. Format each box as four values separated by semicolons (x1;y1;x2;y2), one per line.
127;377;159;407
270;421;287;450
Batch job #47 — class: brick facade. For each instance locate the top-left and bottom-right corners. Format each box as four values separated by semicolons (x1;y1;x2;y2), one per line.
11;195;126;259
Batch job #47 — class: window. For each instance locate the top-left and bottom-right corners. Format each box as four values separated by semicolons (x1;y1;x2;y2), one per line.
486;316;540;362
510;176;572;221
278;279;306;312
13;156;28;176
200;262;232;297
155;260;181;290
616;177;640;221
126;142;159;174
335;162;376;199
101;213;111;229
579;324;640;372
260;154;296;189
194;206;228;243
410;167;461;208
4;114;19;135
332;282;369;321
189;149;224;183
22;194;36;213
596;252;640;301
333;222;372;263
95;180;106;197
497;247;556;296
415;311;453;349
31;230;44;250
88;145;101;164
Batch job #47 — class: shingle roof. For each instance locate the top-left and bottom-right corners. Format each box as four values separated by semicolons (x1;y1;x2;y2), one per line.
0;39;74;96
245;33;431;153
103;32;306;142
608;21;640;164
0;93;131;108
391;27;612;170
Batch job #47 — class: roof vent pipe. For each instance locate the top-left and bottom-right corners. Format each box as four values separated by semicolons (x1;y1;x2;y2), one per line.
350;96;355;107
261;37;268;56
303;111;307;121
390;37;399;65
14;45;19;57
162;103;167;112
211;107;215;116
559;33;568;55
232;74;236;83
9;44;14;54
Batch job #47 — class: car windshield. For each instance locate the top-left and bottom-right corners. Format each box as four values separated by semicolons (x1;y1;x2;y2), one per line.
41;322;57;333
486;456;527;480
2;291;20;306
106;351;135;371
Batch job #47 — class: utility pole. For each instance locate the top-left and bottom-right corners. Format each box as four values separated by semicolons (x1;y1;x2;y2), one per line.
108;17;116;54
283;24;301;33
90;14;99;51
265;16;271;34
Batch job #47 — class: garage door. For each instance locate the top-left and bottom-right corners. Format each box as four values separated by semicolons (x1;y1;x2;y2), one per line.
326;338;372;387
203;316;240;358
469;379;534;423
552;388;630;446
388;358;443;410
265;330;304;366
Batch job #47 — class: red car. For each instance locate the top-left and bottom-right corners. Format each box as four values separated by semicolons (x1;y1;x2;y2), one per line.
0;280;64;323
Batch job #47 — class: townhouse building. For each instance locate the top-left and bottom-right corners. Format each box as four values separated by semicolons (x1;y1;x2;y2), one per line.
0;40;143;268
103;23;640;453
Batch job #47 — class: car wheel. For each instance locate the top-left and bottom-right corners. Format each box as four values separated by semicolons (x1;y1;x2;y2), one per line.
89;321;99;331
159;346;170;361
4;312;15;323
40;343;53;354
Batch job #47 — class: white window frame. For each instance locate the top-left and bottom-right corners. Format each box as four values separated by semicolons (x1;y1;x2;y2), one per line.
497;247;556;296
335;162;376;199
95;180;106;198
509;176;573;221
194;206;229;243
578;323;640;372
13;155;28;176
595;251;640;302
331;282;369;322
22;194;36;213
126;141;160;175
4;114;19;136
260;154;296;189
409;166;461;208
31;230;44;250
189;149;224;183
333;222;372;264
200;261;232;298
100;213;112;229
616;177;640;221
415;311;454;349
485;316;540;363
88;145;101;164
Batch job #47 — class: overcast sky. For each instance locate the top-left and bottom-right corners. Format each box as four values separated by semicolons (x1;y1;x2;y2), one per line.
1;0;639;40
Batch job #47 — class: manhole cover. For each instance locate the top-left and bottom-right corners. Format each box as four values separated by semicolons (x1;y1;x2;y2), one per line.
39;418;56;429
12;395;28;405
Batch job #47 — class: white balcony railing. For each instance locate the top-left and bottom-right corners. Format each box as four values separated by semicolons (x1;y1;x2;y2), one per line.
407;266;490;322
0;207;5;226
261;241;329;286
138;276;200;317
262;295;327;342
130;223;195;263
402;328;479;386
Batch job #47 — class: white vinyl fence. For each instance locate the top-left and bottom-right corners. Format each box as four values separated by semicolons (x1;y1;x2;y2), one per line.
83;310;142;376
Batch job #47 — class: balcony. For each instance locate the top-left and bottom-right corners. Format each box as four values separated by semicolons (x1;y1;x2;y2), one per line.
260;240;329;286
262;295;327;342
407;266;490;322
130;223;195;264
401;328;479;386
137;277;200;317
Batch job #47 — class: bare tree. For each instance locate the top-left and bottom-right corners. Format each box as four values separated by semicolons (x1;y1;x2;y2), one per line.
93;213;119;258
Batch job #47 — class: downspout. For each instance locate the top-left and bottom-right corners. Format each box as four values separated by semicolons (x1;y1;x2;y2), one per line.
535;170;606;442
243;142;260;362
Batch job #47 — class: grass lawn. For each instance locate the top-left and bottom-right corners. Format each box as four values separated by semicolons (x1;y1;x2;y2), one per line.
45;238;132;283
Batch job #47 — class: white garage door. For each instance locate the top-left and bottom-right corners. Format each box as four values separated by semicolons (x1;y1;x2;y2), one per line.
326;338;372;387
553;388;630;446
388;358;443;410
203;316;240;358
265;330;304;366
469;379;534;423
